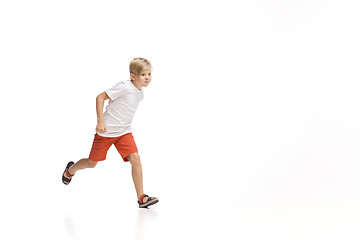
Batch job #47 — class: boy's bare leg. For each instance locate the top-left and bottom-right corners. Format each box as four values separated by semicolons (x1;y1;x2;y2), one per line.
63;158;98;178
127;153;157;202
128;153;144;199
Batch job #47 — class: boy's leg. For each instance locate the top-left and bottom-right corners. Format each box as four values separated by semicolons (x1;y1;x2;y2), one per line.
64;158;98;177
127;153;158;205
127;153;144;200
114;133;158;204
69;158;98;174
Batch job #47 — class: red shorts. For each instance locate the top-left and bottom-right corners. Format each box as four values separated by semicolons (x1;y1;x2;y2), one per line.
88;133;138;162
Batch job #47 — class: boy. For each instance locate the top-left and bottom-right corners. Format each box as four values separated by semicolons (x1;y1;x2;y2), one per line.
62;57;158;208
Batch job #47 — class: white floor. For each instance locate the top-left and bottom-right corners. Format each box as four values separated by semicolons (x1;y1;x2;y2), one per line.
3;159;360;240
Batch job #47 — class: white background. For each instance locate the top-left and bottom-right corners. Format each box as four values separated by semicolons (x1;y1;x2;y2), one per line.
1;0;360;239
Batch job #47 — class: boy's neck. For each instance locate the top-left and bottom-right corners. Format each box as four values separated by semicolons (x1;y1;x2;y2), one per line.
131;80;142;91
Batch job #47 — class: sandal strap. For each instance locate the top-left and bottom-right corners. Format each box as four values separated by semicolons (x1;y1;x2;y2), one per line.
139;194;149;203
65;169;73;178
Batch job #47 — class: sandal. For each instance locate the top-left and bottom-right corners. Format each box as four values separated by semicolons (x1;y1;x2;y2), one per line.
62;161;75;185
138;194;159;208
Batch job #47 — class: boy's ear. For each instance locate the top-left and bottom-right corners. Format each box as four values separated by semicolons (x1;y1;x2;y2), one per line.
130;73;136;80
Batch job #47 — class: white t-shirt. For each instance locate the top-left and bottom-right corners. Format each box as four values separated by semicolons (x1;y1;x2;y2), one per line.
97;80;144;138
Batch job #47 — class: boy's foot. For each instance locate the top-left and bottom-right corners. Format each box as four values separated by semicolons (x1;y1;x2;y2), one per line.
62;162;75;185
138;194;159;208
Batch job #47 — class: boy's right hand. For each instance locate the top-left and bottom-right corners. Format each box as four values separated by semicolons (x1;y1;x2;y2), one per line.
96;122;107;133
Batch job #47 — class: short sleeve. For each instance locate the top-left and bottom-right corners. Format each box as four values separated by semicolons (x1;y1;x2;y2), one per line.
105;82;126;100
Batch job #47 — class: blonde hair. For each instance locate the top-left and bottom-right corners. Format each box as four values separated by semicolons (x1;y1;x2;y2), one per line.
129;57;152;75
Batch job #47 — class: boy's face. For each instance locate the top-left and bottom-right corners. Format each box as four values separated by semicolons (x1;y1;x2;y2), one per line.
131;68;152;88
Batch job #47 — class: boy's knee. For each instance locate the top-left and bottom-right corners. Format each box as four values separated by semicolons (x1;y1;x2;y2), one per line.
127;153;141;166
86;159;98;168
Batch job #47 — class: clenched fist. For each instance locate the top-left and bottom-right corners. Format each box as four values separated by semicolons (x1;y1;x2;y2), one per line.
96;122;107;133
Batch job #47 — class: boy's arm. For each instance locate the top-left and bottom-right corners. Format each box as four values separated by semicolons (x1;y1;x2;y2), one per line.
96;91;110;133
